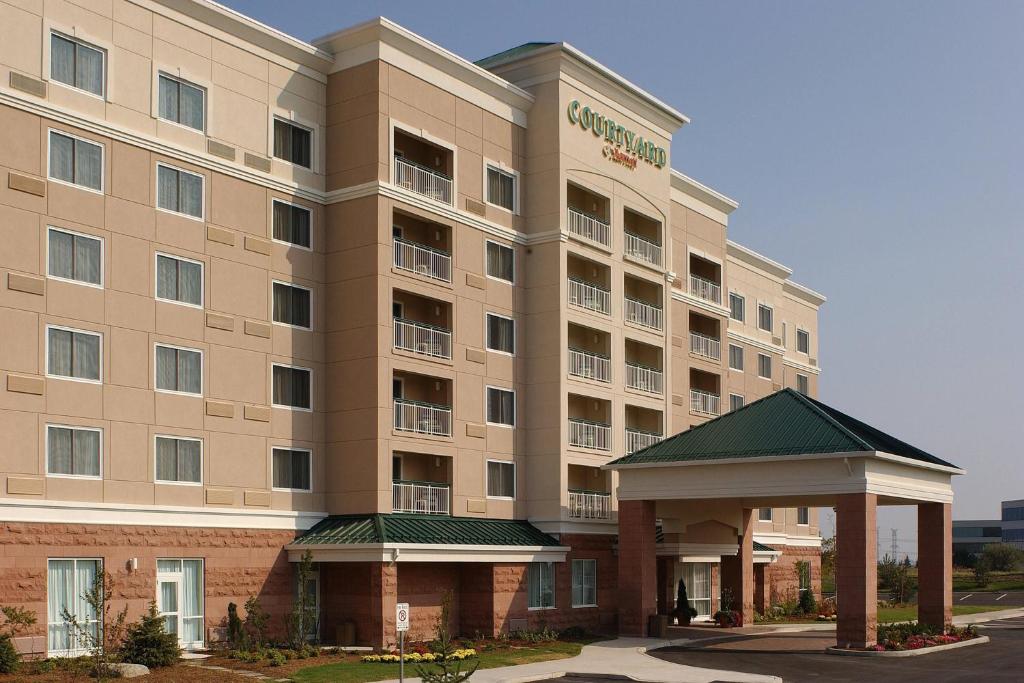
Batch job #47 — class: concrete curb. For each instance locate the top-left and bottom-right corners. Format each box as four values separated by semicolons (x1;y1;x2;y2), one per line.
825;635;990;657
954;607;1024;625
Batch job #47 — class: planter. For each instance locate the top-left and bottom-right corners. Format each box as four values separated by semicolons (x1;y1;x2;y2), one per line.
826;635;989;657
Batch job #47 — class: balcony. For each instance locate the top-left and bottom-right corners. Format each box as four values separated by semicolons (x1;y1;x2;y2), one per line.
392;480;450;515
395;157;452;204
569;348;611;383
567;206;610;247
625;362;663;395
689;331;721;361
568;490;612;520
624;297;663;331
568;277;610;315
689;274;722;305
568;418;612;451
690;389;721;417
393;318;451;360
625;427;663;454
393;238;451;283
624;231;662;267
394;399;452;437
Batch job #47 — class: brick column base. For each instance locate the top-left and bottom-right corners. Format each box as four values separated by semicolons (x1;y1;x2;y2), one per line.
837;493;878;649
720;508;754;625
617;500;657;636
918;502;952;630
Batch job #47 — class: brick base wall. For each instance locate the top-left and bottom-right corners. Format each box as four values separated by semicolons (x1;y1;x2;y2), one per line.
758;545;823;611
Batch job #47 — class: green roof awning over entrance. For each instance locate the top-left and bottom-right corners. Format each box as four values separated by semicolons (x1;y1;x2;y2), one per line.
752;541;778;553
608;388;957;469
293;514;562;547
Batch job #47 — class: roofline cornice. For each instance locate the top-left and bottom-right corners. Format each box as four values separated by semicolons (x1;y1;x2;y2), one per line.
670;170;739;215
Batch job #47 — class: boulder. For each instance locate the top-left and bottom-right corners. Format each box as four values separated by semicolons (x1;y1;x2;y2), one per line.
110;662;150;678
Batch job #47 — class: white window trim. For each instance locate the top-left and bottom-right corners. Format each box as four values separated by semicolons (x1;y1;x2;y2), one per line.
155;162;205;222
269;112;319;173
485;458;516;500
152;69;209;135
797;507;810;526
388;119;458;206
757;302;774;334
46;29;108;100
797;374;809;393
758;508;773;522
45;423;103;480
728;291;746;322
270;198;313;251
155;557;205;650
46;226;104;289
729;393;745;410
757;353;772;380
47;557;103;658
796;328;810;355
727;343;744;372
271;279;313;331
47;129;105;195
270;445;313;493
571;558;598;608
527;561;556;611
485;385;516;428
154;251;205;309
153;343;204;396
485;312;515;356
271;362;314;412
482;158;520;215
153;434;203;486
45;324;103;384
484;239;515;284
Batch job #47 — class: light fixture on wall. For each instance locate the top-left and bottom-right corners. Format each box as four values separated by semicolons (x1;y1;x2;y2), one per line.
434;457;441;468
434;305;441;316
434;381;441;391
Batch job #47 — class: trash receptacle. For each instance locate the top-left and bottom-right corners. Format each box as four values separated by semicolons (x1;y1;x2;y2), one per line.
648;613;668;638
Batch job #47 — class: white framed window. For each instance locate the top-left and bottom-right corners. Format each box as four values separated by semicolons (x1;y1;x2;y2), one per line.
50;32;105;97
797;328;810;354
47;227;102;287
797;374;809;395
485;163;517;213
272;363;312;410
729;292;745;322
485;313;515;355
486;459;515;499
272;447;312;491
758;508;773;522
757;353;772;380
486;386;515;426
273;117;312;168
154;435;202;485
46;325;101;383
272;199;312;249
155;344;202;395
46;424;101;479
48;130;103;192
156;558;204;649
527;562;555;609
757;303;774;333
155;253;203;307
485;240;514;283
272;281;311;329
157;73;205;132
797;507;809;525
729;393;745;412
571;559;597;608
156;163;204;220
47;558;101;656
728;344;744;371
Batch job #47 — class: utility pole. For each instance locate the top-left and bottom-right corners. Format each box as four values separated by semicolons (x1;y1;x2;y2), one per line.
891;528;898;560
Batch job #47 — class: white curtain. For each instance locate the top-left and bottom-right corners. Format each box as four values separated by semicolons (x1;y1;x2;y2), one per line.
49;133;74;184
48;230;74;280
179;172;202;218
486;461;513;498
75;234;101;284
158;75;177;121
179;82;204;131
178;439;201;483
48;328;72;377
72;332;99;381
488;316;514;353
155;438;176;482
571;560;596;607
486;242;512;281
487;167;514;210
181;560;203;644
75;43;103;96
50;35;75;87
76;560;98;646
179;260;201;305
177;349;201;394
159;581;178;636
73;429;100;477
48;427;72;475
157;166;178;212
155;347;176;391
75;139;102;191
487;388;514;425
47;560;74;652
156;255;177;301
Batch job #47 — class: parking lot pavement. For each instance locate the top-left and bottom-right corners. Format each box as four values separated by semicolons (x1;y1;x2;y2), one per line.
954;590;1024;606
651;616;1024;683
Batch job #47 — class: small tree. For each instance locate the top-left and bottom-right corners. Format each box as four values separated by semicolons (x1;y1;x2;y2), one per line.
795;561;817;614
974;556;992;588
286;550;319;649
980;543;1024;572
226;602;247;651
878;554;916;604
416;591;478;683
243;595;269;650
119;602;180;668
60;570;127;681
675;579;696;625
0;606;37;673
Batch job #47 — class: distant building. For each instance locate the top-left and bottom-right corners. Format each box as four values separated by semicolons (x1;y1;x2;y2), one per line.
952;520;1003;557
1003;499;1024;550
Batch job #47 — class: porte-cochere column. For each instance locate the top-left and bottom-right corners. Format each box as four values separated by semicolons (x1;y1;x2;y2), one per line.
918;502;953;630
617;499;658;636
837;493;878;648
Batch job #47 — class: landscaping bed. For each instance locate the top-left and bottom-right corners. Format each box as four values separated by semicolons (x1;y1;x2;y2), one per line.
827;623;987;656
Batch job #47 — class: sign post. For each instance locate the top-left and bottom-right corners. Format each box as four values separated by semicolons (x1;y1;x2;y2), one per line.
396;602;410;682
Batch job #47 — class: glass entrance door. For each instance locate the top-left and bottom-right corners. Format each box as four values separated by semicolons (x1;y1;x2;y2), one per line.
156;559;204;649
157;577;180;639
682;562;712;618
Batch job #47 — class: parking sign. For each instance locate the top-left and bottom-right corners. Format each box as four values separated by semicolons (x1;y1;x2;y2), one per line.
396;602;410;632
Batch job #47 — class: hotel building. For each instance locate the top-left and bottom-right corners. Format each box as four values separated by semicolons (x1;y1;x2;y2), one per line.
0;0;825;653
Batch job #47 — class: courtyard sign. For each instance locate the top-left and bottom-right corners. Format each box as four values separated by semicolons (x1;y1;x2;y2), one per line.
566;99;668;170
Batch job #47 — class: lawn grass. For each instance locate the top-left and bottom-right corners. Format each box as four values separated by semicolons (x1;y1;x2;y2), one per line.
951;570;1024;592
292;640;592;683
877;604;1003;623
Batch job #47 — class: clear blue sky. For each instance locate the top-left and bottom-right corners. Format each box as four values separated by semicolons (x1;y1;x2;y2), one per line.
228;0;1024;557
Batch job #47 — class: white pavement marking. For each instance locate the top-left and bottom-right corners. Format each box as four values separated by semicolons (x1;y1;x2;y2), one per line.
996;593;1007;601
959;593;973;601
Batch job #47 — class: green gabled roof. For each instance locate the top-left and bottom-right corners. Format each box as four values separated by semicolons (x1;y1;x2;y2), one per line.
294;514;562;547
475;42;555;69
753;541;778;553
609;389;957;469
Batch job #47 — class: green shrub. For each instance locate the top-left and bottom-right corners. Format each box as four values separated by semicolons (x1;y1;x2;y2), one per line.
243;596;269;649
119;602;180;668
798;588;817;615
0;635;18;674
227;602;246;651
267;649;287;667
980;544;1023;572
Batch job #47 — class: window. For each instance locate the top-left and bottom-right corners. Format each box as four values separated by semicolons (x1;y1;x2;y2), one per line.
49;131;102;191
797;507;809;525
47;326;101;382
728;344;744;371
158;73;205;131
729;292;745;322
486;241;514;283
48;558;101;655
486;313;515;354
273;282;311;329
486;460;515;499
273;364;311;410
486;387;515;426
156;254;202;307
758;508;773;522
157;164;204;219
155;345;202;395
729;393;745;412
797;561;811;594
272;448;311;491
797;329;810;354
758;353;772;380
156;559;204;648
48;228;102;286
155;436;201;484
528;562;555;609
757;303;773;333
781;321;788;348
273;118;312;168
272;200;311;249
50;33;104;96
46;425;100;478
797;374;809;395
486;165;516;212
571;559;597;608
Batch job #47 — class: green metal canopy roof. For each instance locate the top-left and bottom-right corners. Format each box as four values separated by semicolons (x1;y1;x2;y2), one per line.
293;514;562;547
753;541;778;553
608;388;957;469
